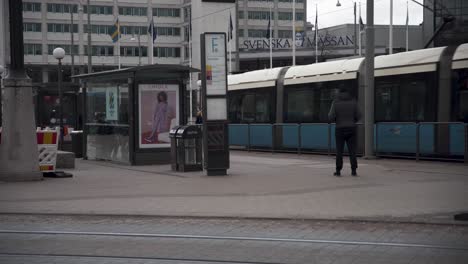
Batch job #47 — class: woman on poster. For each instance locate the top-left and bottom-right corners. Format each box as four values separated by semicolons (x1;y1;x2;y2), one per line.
145;91;170;143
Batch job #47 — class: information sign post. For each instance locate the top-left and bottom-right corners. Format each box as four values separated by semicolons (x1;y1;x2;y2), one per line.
200;33;230;176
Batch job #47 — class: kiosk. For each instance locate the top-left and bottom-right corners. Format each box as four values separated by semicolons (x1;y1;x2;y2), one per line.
73;64;199;165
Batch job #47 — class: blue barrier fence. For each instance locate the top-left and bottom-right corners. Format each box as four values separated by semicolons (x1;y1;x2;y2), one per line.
228;122;468;161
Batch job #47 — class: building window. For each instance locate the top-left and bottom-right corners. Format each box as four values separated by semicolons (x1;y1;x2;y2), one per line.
120;46;148;57
239;29;244;37
83;5;113;15
248;29;268;38
238;11;244;19
84;25;113;34
24;44;42;55
153;8;180;17
120;26;147;35
23;23;42;32
248;11;273;20
248;0;273;2
48;44;79;56
23;2;41;12
47;3;78;13
183;7;191;22
85;46;114;56
154;47;181;58
278;30;292;38
47;23;78;33
156;27;181;37
118;7;147;16
278;12;304;20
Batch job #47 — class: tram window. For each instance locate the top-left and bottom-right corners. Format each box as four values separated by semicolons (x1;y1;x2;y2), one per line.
318;86;336;122
284;80;356;123
255;92;271;123
285;88;315;123
228;89;274;123
228;93;243;123
453;69;468;122
375;73;434;122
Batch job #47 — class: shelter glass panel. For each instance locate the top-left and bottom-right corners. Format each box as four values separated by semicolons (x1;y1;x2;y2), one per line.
86;83;130;163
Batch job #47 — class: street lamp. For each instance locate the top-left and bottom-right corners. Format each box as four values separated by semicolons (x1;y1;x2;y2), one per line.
53;47;65;150
336;0;357;56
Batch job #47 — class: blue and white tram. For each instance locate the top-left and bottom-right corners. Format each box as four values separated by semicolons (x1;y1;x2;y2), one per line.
227;44;468;159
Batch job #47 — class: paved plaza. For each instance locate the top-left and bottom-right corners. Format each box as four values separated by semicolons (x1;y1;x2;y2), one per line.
0;151;467;223
1;214;468;264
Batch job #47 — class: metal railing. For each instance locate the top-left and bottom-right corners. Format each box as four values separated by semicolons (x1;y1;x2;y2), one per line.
228;122;468;163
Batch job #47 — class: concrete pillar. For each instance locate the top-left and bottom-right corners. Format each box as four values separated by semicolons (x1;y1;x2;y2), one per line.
0;77;42;181
0;0;42;181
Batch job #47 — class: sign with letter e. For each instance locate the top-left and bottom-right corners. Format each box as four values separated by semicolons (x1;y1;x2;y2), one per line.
201;33;230;176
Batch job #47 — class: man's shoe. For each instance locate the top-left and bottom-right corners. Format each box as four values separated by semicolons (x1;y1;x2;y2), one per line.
334;171;341;177
351;170;357;176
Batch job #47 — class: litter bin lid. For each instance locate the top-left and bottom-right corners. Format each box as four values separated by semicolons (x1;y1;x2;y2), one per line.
176;125;202;138
169;126;182;137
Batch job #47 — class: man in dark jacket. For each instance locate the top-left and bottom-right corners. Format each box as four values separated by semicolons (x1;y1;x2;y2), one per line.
328;88;361;176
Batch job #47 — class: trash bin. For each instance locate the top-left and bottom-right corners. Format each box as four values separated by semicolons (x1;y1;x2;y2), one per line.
169;126;182;171
70;130;83;158
175;125;203;172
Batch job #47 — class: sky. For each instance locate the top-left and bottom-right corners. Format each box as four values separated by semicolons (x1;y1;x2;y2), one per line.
306;0;424;28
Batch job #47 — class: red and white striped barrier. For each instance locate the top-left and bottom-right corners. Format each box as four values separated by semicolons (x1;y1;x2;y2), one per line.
0;128;60;172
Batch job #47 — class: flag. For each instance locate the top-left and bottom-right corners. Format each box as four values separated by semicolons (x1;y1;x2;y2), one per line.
109;18;120;43
406;3;409;27
406;1;409;51
266;14;271;39
315;8;318;39
148;17;157;43
189;9;192;37
228;12;234;41
359;16;365;32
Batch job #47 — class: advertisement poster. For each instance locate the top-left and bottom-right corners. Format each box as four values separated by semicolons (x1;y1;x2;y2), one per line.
105;87;119;121
139;84;179;148
205;33;226;96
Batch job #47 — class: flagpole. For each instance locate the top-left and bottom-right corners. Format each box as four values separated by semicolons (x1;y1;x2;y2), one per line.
229;14;232;74
188;13;193;122
389;0;393;54
406;0;409;51
315;4;318;63
151;21;154;64
292;0;296;66
269;6;273;69
118;18;121;69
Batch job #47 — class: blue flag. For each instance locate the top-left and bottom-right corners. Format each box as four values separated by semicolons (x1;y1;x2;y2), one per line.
266;15;271;39
109;18;120;43
228;12;234;41
148;18;157;43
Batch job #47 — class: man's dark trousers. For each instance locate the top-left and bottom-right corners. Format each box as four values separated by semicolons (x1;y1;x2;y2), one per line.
335;127;357;172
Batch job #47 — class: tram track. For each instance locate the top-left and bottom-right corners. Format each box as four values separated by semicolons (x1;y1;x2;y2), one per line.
1;229;467;251
0;253;283;264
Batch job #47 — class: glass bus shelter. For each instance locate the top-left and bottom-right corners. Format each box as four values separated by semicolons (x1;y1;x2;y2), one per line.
73;64;198;165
